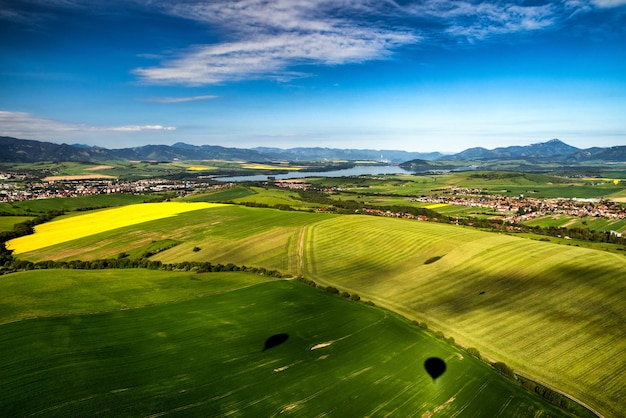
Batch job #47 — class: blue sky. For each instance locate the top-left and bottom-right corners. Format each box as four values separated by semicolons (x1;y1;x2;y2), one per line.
1;0;625;152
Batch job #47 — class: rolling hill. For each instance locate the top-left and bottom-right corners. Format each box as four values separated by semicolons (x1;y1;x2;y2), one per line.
9;203;625;417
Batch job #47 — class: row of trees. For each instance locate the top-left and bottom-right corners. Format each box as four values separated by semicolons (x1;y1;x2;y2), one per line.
3;256;287;277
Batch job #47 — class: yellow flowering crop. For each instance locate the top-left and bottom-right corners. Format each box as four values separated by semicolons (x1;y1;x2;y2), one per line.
7;202;224;254
186;165;216;171
425;203;450;209
241;164;302;171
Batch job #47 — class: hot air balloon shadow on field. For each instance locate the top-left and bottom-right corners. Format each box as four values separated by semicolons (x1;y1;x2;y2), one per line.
263;333;289;351
424;357;446;381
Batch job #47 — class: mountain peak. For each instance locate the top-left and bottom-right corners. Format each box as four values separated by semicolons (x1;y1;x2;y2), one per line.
448;139;580;161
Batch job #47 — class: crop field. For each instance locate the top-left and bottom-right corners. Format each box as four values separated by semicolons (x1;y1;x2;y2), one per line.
0;276;578;417
242;163;303;170
14;205;331;264
6;202;224;254
9;204;626;416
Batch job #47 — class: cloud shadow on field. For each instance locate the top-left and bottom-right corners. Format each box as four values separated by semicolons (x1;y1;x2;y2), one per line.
411;261;625;337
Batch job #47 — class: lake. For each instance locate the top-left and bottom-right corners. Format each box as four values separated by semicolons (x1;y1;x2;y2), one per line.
214;165;414;182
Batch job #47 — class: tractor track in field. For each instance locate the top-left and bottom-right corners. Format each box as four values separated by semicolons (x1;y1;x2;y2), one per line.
297;226;306;275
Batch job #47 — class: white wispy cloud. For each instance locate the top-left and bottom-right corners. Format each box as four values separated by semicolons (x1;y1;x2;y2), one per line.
402;1;559;40
0;110;175;137
590;0;626;7
149;95;219;103
0;110;81;136
134;0;418;85
110;125;176;131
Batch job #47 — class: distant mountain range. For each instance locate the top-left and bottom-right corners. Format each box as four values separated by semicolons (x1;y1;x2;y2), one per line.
0;136;624;165
0;136;441;163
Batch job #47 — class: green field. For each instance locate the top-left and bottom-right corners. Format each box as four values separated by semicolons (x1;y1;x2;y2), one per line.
523;214;626;233
184;185;257;202
0;194;157;215
0;272;580;417
0;269;275;324
12;204;625;416
0;216;34;231
186;185;317;210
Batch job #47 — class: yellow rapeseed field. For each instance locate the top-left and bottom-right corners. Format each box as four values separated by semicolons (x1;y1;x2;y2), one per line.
241;163;302;171
7;202;223;254
424;203;450;209
186;165;216;171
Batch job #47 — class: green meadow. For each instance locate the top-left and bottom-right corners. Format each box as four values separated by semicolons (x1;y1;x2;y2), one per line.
0;273;581;417
13;203;626;417
0;194;155;215
523;214;626;233
0;216;34;231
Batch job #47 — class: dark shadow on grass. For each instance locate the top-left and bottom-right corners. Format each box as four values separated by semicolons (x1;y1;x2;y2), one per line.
263;333;289;351
424;357;446;381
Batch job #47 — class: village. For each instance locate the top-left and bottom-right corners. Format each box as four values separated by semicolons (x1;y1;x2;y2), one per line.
0;172;233;203
410;191;626;224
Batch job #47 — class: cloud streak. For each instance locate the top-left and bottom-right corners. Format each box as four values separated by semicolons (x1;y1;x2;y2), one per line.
134;0;418;85
110;125;176;131
0;111;176;138
149;95;219;103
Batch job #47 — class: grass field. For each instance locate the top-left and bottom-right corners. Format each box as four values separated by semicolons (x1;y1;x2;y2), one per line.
0;216;34;231
523;214;626;233
184;185;258;202
0;274;579;417
0;269;276;324
9;205;625;416
0;193;156;215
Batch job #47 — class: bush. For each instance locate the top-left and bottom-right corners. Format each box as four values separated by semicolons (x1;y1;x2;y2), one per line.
340;291;350;298
493;361;515;379
325;286;339;294
350;293;361;302
467;347;481;359
192;246;201;252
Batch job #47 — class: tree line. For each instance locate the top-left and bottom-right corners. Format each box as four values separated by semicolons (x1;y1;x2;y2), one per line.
2;256;287;277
